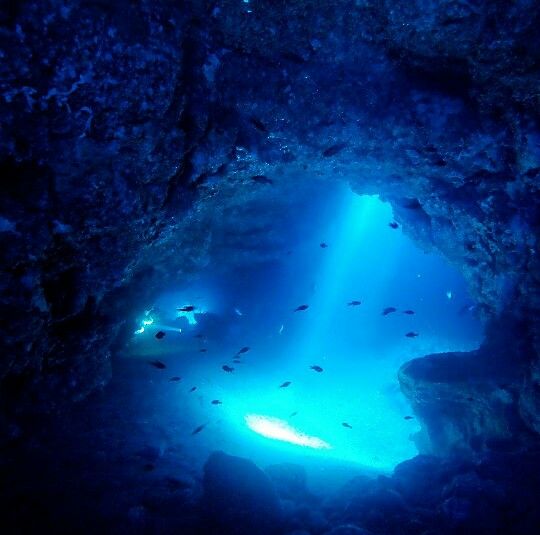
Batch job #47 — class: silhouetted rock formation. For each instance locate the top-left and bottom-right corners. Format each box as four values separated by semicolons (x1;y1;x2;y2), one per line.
201;451;282;535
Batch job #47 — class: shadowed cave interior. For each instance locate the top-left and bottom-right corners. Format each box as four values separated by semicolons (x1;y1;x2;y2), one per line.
1;1;540;534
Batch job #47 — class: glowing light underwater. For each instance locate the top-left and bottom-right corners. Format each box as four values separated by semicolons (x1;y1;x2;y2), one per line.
245;414;332;450
133;305;209;336
175;310;198;325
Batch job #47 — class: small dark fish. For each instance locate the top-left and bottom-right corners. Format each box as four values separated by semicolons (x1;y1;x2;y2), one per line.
236;346;250;355
466;396;475;402
322;142;348;157
251;174;273;185
189;386;197;393
398;198;422;210
177;305;196;312
403;310;415;315
290;411;298;417
404;415;414;420
280;381;292;388
155;331;166;339
143;463;155;472
211;400;222;405
382;307;397;316
389;222;399;229
194;333;205;339
348;300;361;306
281;50;307;64
222;365;234;373
310;365;323;373
250;116;268;133
294;304;309;312
191;423;207;435
342;422;353;429
169;376;181;382
149;360;166;369
232;358;242;364
199;348;208;353
320;242;328;248
405;331;419;338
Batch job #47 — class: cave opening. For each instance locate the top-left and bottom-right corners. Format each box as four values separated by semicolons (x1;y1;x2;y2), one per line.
4;2;540;531
122;184;483;487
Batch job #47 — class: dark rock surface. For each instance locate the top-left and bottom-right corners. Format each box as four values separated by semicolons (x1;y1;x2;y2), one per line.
201;451;282;535
325;452;540;535
266;463;312;503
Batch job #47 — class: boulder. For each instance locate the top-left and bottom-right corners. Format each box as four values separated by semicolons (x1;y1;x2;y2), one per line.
200;451;282;535
265;463;311;503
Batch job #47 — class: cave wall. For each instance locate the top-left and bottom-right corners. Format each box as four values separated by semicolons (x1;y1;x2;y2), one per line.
1;0;539;452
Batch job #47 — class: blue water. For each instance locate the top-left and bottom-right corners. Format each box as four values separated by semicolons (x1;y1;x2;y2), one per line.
126;188;482;479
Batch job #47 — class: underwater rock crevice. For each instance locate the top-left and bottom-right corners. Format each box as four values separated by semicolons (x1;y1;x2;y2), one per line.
399;314;538;455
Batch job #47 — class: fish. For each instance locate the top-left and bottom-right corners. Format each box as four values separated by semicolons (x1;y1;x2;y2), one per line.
403;310;415;315
446;291;453;300
177;305;196;312
169;376;181;382
290;411;298;417
320;242;328;248
342;422;353;429
149;360;166;369
382;307;397;315
397;197;422;210
280;381;292;388
143;463;156;472
281;50;307;64
404;415;414;420
389;222;399;229
199;348;208;353
191;423;207;435
322;142;348;157
279;324;284;335
222;365;234;373
189;386;197;393
194;333;205;339
348;300;361;306
310;365;323;372
234;308;243;316
249;116;268;133
405;332;419;338
294;304;309;312
236;346;250;355
211;400;222;405
251;174;273;185
155;331;166;339
232;358;242;364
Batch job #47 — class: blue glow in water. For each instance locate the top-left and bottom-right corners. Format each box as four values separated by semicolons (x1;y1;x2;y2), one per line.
129;189;483;474
245;414;331;449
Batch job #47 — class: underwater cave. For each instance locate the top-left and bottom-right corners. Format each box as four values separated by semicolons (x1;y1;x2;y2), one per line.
1;1;540;534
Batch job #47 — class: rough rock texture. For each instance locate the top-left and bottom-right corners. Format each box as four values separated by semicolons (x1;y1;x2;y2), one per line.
1;0;540;490
399;317;537;454
201;451;283;535
338;451;540;535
